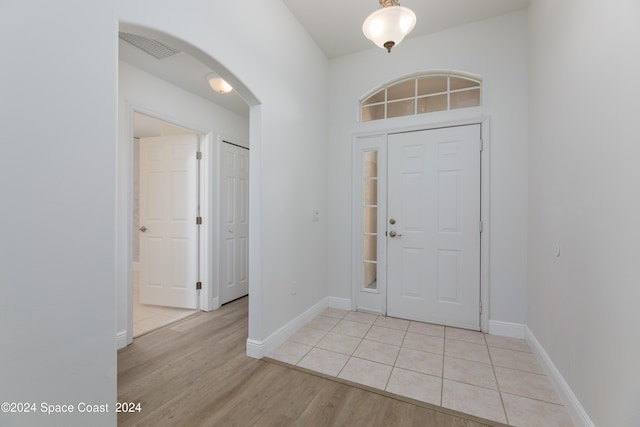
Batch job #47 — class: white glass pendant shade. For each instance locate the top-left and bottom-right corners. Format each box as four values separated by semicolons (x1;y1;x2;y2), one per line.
362;5;416;52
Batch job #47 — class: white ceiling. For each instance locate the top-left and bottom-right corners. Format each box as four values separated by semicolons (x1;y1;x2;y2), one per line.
119;38;251;118
282;0;531;58
119;0;530;119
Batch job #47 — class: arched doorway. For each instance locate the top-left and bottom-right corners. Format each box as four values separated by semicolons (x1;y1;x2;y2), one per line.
116;24;259;348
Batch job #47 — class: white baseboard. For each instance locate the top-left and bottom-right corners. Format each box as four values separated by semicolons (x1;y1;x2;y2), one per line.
246;338;264;359
328;296;351;310
525;327;594;427
488;320;525;339
246;297;329;359
116;330;128;350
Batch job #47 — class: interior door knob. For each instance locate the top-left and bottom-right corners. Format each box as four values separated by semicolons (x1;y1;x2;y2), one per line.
389;230;402;238
139;226;147;232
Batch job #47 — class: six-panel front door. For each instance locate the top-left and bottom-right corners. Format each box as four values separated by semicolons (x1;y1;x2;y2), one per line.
386;125;481;330
139;134;198;309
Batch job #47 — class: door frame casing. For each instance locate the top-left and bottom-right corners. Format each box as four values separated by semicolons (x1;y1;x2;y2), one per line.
351;115;491;332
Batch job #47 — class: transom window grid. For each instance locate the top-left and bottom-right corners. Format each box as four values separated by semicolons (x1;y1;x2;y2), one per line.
361;73;481;122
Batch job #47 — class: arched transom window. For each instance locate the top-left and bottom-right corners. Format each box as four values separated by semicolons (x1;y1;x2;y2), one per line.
360;72;481;122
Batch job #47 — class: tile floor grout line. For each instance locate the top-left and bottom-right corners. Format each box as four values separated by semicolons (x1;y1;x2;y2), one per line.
334;311;372;379
385;326;410;393
296;344;313;365
485;332;511;426
445;353;492;366
444;377;508;392
499;390;567;407
381;344;395;392
440;337;446;407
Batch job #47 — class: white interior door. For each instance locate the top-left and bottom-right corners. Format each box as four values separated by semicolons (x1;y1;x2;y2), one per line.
387;125;481;330
139;134;198;309
220;142;249;304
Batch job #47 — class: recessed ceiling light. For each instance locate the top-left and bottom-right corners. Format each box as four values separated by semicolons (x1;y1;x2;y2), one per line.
206;73;233;94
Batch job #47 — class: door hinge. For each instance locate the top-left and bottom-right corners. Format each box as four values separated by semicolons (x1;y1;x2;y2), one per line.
196;281;202;290
196;216;202;225
479;220;483;233
479;300;483;315
196;151;202;160
479;139;484;151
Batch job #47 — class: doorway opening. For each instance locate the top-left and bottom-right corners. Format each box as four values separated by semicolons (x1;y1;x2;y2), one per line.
132;112;201;337
117;23;259;351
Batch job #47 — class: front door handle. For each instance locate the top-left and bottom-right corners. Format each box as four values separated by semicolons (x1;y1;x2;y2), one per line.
389;230;402;238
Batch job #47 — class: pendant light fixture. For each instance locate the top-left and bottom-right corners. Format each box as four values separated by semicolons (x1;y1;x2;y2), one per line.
362;0;416;53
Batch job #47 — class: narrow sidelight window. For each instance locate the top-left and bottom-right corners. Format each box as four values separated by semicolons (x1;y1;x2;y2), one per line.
363;150;378;290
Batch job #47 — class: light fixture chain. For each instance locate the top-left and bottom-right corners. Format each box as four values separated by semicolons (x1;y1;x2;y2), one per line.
379;0;399;8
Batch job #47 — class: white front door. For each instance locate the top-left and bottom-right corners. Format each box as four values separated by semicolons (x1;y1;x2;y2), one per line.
386;125;481;330
139;134;198;309
220;142;249;304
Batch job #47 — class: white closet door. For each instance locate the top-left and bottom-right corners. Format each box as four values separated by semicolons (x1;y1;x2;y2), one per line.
220;142;249;304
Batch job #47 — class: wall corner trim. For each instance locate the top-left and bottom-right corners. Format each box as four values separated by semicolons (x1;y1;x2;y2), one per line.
525;327;595;427
208;297;220;312
246;338;264;359
488;320;525;339
116;330;128;350
246;297;329;359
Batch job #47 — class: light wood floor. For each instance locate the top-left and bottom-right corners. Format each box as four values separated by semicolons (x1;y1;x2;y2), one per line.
118;297;499;427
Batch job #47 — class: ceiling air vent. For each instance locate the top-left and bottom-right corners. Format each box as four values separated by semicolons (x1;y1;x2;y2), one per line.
119;32;181;60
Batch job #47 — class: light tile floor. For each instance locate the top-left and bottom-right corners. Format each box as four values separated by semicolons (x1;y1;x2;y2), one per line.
267;308;574;427
132;283;199;337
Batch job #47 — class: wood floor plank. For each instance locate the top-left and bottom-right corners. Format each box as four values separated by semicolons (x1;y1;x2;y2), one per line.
291;377;349;426
118;297;495;427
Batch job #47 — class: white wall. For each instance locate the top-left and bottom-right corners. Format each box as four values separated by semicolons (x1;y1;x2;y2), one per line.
327;10;529;325
117;60;250;344
116;0;329;343
1;0;328;424
528;0;640;425
0;1;117;426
